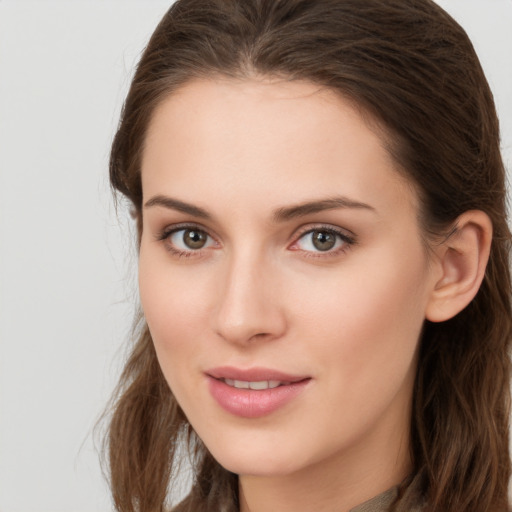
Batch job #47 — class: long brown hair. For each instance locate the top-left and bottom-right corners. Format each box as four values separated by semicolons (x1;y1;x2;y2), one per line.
106;1;512;510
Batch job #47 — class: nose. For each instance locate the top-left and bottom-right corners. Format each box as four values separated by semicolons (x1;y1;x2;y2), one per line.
213;251;287;346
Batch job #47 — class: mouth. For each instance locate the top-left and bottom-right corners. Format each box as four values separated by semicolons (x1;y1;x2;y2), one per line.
205;367;311;418
206;366;309;386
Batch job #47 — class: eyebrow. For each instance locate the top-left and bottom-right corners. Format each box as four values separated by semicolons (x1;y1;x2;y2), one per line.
273;197;376;222
144;195;376;221
144;195;211;219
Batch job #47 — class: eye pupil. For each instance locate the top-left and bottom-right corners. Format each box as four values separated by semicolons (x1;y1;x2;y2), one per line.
184;229;207;249
312;230;336;251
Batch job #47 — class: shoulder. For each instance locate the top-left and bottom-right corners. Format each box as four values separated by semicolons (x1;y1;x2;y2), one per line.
395;473;426;512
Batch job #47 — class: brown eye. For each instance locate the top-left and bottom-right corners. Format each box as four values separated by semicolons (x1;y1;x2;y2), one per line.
183;229;208;249
311;230;336;251
165;227;215;253
293;227;351;254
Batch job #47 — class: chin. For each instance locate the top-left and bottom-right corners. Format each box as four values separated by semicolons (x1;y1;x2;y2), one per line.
203;437;309;478
218;456;301;478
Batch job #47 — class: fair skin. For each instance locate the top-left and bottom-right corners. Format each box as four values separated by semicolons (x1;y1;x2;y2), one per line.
138;78;491;512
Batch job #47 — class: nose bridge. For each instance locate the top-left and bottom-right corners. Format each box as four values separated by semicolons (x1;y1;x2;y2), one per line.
214;245;285;345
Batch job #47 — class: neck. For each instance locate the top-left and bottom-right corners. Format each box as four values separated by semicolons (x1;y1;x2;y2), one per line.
238;408;412;512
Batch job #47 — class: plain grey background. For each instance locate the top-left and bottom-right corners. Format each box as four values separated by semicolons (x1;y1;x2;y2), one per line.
0;1;511;511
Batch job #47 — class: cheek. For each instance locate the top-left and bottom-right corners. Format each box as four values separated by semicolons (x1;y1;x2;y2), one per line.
140;273;204;334
293;244;430;384
138;247;211;376
139;236;212;321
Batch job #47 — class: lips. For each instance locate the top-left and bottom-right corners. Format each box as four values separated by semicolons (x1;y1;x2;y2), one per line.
206;366;311;418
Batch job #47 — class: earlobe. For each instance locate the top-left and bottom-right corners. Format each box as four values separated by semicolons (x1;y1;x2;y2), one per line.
425;210;492;323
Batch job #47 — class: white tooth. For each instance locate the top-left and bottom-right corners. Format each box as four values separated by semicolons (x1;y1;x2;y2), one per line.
226;379;283;390
249;381;269;390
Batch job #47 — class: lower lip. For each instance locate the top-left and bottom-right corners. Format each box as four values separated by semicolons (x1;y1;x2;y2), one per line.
207;376;310;418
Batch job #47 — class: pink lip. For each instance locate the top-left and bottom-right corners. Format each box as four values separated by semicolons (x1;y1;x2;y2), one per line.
206;366;311;418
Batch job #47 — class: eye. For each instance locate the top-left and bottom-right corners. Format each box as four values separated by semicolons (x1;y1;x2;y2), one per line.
292;228;353;254
163;227;216;254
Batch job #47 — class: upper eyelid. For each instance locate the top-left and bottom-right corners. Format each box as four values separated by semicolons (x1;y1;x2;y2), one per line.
292;223;356;241
157;222;216;239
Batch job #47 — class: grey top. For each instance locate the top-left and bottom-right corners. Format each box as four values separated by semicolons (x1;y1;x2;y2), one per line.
350;475;425;512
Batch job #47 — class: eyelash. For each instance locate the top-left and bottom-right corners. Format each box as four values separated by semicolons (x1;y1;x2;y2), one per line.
156;223;356;259
290;224;356;258
156;223;217;258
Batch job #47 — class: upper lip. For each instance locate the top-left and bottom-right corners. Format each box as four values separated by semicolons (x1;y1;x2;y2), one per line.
206;366;309;383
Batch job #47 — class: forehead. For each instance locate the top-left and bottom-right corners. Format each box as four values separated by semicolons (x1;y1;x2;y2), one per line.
144;77;384;152
141;78;417;218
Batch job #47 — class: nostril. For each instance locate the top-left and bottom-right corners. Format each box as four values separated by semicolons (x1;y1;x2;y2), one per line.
249;332;271;341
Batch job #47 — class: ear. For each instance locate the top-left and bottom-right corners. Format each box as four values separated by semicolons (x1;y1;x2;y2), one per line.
425;210;492;323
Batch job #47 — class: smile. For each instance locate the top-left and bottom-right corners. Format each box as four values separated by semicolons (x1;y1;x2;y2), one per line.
222;379;283;390
206;367;311;418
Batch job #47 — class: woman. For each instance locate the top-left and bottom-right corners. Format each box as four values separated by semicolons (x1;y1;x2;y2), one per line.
105;0;511;510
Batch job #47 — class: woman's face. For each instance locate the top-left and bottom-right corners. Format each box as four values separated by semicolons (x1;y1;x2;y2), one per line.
139;78;439;482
